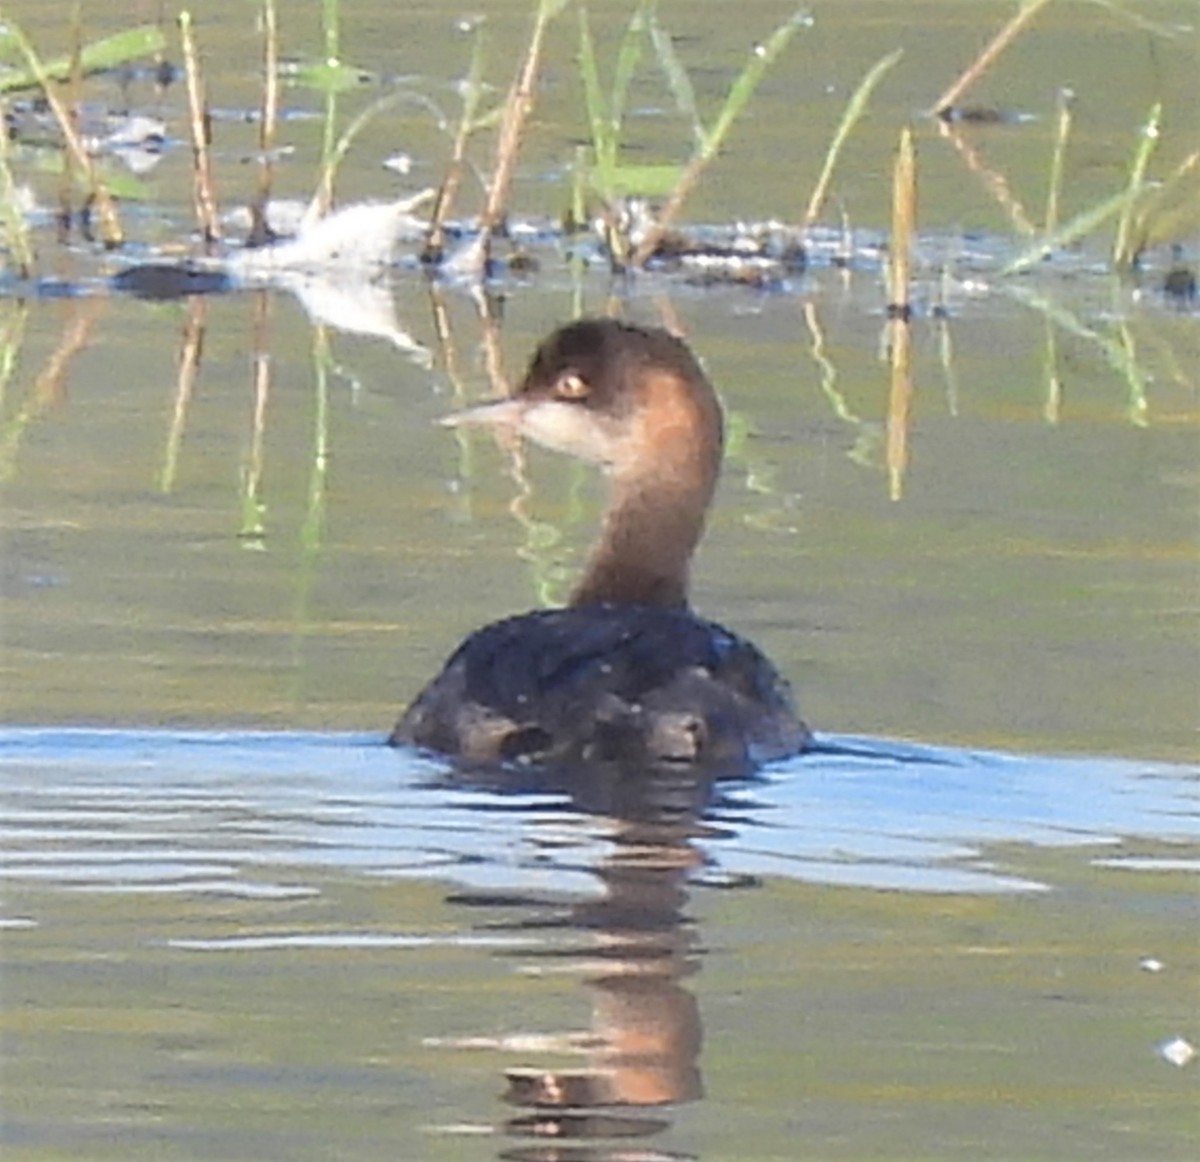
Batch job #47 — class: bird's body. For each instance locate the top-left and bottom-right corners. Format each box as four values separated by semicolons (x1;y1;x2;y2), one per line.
390;319;810;774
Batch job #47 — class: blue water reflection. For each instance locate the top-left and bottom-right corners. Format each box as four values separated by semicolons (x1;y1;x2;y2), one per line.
2;728;1196;904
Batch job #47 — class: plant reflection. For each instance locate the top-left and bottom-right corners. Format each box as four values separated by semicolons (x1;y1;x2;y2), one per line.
0;298;99;483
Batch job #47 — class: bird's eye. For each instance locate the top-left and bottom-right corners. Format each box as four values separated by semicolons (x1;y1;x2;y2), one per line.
555;372;590;401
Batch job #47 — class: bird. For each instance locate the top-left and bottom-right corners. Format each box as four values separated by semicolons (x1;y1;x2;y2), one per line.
390;318;810;776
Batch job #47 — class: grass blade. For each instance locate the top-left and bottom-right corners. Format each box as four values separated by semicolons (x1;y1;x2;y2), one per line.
577;9;612;180
1112;101;1162;270
609;1;650;139
702;11;808;159
0;23;165;92
802;47;902;230
1042;86;1074;235
1122;149;1200;256
1001;183;1150;275
646;4;702;147
630;8;807;267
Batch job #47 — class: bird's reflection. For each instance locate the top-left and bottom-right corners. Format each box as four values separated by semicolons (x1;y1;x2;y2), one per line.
436;764;726;1160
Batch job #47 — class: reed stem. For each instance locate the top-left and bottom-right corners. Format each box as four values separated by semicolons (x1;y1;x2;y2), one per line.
3;17;124;247
887;127;916;320
476;0;568;263
802;49;902;232
423;20;488;263
1112;101;1162;271
250;0;279;246
179;11;220;246
931;0;1057;116
1042;87;1074;235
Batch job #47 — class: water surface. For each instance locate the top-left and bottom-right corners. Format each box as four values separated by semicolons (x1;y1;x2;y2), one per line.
1;2;1198;1158
3;728;1198;1159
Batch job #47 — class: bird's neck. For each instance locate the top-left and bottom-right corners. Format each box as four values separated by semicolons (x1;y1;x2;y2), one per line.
570;380;721;610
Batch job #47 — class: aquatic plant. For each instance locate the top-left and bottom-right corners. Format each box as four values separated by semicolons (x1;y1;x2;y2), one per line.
1001;185;1150;276
422;17;497;264
468;0;572;272
931;0;1196;271
887;127;916;319
178;11;219;246
0;0;1190;293
1116;149;1200;271
0;13;139;246
0;23;164;93
0;113;32;279
800;48;902;233
249;0;280;245
628;5;809;266
576;1;672;265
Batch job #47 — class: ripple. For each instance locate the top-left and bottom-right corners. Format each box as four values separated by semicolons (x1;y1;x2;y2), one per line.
1;727;1195;898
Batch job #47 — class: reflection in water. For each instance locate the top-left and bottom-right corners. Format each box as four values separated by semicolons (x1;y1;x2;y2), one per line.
2;729;1197;1158
442;769;710;1157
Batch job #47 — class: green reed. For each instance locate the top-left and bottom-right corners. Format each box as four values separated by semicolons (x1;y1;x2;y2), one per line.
1041;87;1074;237
801;49;903;232
1001;185;1148;276
1119;149;1200;268
1111;101;1163;271
577;1;678;265
576;0;806;262
629;6;808;265
0;21;164;93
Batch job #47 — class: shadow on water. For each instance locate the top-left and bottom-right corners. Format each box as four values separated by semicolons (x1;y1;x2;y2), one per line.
3;728;1197;1158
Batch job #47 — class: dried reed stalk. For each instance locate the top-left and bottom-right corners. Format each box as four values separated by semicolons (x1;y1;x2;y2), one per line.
931;0;1057;116
887;127;916;320
886;312;912;502
938;119;1037;235
250;0;279;246
56;8;84;242
423;133;469;264
424;24;488;264
476;0;567;262
160;297;206;493
179;11;220;246
6;27;124;246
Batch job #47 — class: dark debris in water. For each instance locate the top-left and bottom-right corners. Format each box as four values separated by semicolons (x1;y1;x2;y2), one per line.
935;105;1032;125
111;263;232;300
1162;264;1196;304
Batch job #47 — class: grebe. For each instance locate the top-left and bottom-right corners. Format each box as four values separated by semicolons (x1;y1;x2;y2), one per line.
390;319;810;774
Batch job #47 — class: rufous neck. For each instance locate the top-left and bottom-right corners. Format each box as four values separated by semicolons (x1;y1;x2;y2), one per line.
569;395;721;609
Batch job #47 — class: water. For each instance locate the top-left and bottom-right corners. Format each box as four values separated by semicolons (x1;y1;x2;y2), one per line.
1;1;1198;1157
3;728;1197;1159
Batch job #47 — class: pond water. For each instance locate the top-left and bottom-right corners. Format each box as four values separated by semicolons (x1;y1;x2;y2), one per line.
2;1;1198;1159
2;728;1198;1159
